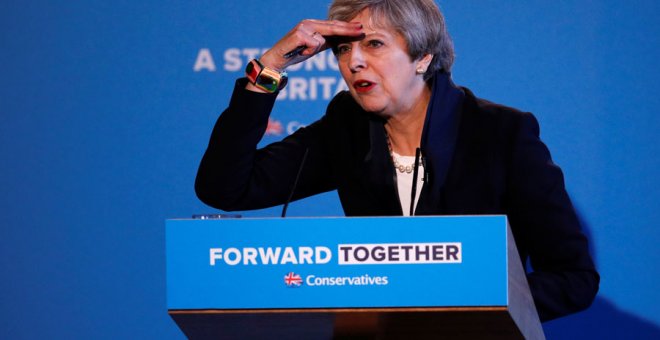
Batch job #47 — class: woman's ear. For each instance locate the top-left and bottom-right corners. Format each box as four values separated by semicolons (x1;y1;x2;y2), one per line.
416;54;433;74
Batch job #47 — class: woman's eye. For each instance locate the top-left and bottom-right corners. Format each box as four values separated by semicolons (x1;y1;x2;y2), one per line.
367;40;384;48
337;45;351;54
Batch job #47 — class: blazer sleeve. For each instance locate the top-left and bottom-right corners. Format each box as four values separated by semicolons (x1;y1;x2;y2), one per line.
507;112;600;321
195;78;336;211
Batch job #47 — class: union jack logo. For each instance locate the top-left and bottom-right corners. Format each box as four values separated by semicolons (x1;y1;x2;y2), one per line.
284;272;303;287
265;118;283;136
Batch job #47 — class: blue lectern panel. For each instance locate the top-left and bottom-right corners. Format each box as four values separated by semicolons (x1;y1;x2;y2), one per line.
166;216;508;310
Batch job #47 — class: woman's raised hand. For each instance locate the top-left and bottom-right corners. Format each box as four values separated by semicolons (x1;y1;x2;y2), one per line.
259;19;364;71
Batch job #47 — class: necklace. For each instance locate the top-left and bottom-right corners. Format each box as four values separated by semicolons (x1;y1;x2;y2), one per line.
385;132;416;174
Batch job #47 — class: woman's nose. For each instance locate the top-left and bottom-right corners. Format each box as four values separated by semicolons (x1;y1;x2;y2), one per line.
348;47;366;73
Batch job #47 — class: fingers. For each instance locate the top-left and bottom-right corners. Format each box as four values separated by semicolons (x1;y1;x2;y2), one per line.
302;19;364;38
260;19;364;70
293;29;328;57
299;20;364;53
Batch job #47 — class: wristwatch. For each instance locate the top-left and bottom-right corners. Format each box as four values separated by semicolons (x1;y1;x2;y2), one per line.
245;59;288;93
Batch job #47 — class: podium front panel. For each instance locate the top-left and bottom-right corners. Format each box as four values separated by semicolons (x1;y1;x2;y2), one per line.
166;216;509;310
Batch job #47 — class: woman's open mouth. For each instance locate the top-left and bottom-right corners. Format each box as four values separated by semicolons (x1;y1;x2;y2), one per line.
353;80;376;93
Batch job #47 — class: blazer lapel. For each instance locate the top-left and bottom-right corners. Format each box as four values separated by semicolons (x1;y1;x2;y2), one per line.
417;72;465;214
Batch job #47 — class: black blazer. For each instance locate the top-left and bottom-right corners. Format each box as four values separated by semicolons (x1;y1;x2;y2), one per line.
196;73;599;321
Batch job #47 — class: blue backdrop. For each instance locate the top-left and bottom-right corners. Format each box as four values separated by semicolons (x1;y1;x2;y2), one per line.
1;0;658;338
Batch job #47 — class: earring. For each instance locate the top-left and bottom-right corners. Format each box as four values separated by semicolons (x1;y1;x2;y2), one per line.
416;67;425;74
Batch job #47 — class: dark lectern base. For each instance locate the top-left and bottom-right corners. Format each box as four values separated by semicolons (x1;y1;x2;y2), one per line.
169;307;526;340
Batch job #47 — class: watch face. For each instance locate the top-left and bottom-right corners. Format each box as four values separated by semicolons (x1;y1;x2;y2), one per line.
256;75;278;92
256;68;281;93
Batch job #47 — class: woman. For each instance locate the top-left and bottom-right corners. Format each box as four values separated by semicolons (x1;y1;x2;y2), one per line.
195;0;599;322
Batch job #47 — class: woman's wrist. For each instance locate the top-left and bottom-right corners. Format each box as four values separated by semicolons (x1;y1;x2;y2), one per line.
244;58;288;94
244;49;286;94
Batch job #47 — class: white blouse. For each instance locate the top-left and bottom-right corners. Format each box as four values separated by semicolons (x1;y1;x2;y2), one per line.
391;151;424;216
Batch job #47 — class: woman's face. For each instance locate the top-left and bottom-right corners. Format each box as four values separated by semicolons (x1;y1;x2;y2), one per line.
336;9;430;117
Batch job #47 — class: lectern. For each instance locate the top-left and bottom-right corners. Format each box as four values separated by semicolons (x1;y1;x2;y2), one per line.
166;216;544;339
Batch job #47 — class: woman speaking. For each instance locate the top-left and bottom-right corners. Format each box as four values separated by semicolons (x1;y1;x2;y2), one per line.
195;0;599;322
